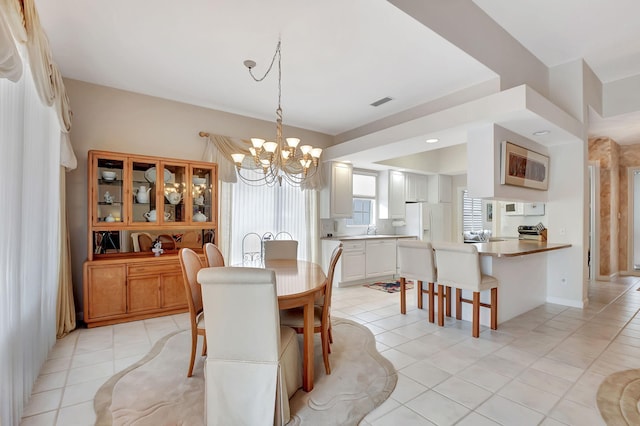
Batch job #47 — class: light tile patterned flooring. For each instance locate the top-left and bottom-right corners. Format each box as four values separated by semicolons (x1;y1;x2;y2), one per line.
21;276;640;425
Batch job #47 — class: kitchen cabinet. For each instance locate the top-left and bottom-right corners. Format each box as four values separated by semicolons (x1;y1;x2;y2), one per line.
341;241;366;282
322;236;407;287
405;173;428;202
428;174;452;203
365;239;396;278
320;161;353;219
524;203;545;216
378;170;405;219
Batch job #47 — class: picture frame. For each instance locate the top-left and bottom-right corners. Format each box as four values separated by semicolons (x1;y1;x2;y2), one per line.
500;141;549;190
486;203;493;222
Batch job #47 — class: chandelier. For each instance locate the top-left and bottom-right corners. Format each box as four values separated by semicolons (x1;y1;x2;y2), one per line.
231;40;322;186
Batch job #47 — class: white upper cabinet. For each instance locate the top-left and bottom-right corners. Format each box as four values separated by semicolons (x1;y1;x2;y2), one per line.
320;161;353;219
427;174;452;203
405;173;428;202
378;170;405;219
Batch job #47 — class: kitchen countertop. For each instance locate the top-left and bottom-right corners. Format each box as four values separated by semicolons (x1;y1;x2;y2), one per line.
321;234;417;241
469;239;572;257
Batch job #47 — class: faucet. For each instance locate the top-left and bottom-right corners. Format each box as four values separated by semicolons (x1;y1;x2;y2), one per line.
366;226;377;235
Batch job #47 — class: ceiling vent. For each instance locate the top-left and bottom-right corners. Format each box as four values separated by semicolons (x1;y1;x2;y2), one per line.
370;96;393;107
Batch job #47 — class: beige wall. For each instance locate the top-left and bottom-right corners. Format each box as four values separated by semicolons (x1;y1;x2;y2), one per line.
64;79;334;315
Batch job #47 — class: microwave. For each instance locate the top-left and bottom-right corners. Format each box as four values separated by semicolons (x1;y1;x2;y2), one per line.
504;202;523;215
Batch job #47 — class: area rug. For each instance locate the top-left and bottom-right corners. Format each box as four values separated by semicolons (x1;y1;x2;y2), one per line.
94;317;397;425
596;368;640;425
364;280;413;293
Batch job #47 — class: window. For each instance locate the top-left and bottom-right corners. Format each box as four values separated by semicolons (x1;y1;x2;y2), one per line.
462;189;483;231
230;182;309;264
346;171;376;226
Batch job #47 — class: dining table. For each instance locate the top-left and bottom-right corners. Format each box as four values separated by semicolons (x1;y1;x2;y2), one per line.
243;259;327;392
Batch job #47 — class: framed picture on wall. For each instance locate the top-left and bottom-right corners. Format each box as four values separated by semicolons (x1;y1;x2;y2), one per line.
500;141;549;190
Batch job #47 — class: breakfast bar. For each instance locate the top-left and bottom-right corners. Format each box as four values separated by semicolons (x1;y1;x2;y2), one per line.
458;239;572;326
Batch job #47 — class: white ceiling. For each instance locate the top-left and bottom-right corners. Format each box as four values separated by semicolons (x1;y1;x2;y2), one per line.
34;0;640;146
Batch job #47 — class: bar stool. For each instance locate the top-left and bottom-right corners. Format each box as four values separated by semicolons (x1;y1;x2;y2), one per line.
432;241;498;338
397;240;444;324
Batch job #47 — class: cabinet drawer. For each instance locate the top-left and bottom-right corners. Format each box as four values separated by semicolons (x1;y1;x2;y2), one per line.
341;241;365;252
128;262;179;276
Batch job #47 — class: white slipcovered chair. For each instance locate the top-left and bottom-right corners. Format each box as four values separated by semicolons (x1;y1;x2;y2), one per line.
397;240;445;325
263;240;298;260
432;241;499;338
197;266;302;426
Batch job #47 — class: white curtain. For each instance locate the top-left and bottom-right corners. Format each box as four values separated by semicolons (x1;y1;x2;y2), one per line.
228;182;320;265
0;50;61;426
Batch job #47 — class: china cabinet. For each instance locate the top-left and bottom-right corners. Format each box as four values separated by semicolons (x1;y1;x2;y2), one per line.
83;150;218;327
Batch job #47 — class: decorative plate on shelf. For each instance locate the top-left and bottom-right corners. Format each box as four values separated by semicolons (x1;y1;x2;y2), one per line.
144;167;171;183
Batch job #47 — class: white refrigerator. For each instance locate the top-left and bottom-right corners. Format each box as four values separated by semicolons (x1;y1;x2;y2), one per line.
400;202;452;242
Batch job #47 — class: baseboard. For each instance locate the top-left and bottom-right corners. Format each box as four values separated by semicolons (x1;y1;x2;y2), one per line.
546;296;586;308
338;274;396;288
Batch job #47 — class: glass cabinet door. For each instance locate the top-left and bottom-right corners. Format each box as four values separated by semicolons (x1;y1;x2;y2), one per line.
130;159;160;224
94;156;125;226
191;165;217;225
160;162;187;225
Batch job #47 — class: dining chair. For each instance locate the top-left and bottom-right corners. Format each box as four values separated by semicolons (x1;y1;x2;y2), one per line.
279;243;343;374
197;266;302;426
157;233;176;250
397;240;444;324
263;240;298;260
203;242;225;267
432;241;499;338
241;232;262;263
274;231;293;240
138;233;154;252
178;248;207;377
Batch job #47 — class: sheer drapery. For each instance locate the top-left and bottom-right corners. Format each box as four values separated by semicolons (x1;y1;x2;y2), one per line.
0;58;61;426
228;182;320;265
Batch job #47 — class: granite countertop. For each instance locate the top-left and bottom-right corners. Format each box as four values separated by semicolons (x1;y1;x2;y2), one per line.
469;239;572;257
322;234;417;241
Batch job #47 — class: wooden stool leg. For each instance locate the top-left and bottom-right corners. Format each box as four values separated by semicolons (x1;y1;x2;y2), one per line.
472;292;480;338
455;288;462;320
445;286;452;317
400;277;407;314
437;284;445;326
417;280;423;309
491;287;498;330
428;282;435;323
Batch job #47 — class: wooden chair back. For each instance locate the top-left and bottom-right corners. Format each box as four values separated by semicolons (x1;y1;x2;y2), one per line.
179;248;204;320
204;242;225;267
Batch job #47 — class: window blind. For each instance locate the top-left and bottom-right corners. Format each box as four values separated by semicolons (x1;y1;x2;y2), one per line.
462;190;483;231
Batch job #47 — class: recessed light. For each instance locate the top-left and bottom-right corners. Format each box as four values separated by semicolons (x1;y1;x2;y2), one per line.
426;138;439;144
533;130;550;136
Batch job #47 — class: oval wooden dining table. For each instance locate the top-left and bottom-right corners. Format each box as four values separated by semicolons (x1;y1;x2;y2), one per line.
243;259;327;392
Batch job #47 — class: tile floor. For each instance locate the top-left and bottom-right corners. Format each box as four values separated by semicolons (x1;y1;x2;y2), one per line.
20;276;640;425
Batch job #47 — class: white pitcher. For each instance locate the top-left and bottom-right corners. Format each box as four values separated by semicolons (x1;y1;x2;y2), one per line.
135;185;151;203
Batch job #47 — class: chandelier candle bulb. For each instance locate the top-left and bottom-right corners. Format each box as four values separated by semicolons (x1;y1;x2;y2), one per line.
251;138;265;149
286;138;300;148
231;153;245;166
263;141;278;153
